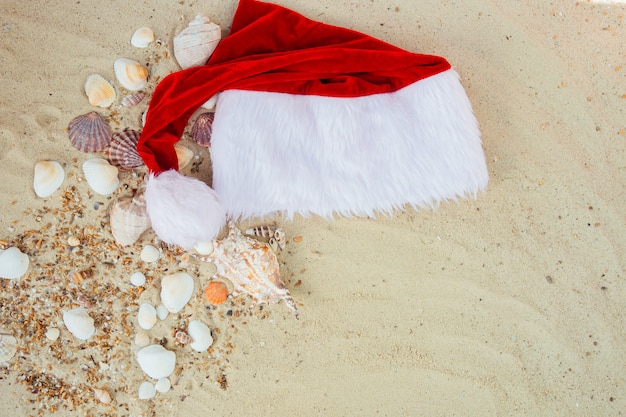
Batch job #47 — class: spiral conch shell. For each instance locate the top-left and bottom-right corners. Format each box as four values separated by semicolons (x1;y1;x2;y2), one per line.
173;14;221;70
109;192;151;246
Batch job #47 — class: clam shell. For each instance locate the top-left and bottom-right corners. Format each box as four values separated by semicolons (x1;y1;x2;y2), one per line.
155;378;171;393
45;327;60;341
204;280;228;305
121;92;145;107
173;14;221;70
131;27;155;48
0;333;18;362
191;112;214;147
137;303;157;330
82;158;120;195
106;128;144;171
135;331;150;347
136;344;176;379
187;320;213;352
130;271;146;286
33;160;65;198
94;388;112;404
68;112;112;153
0;247;30;280
160;272;194;313
138;381;156;400
110;193;150;246
63;307;95;340
84;74;116;108
114;58;149;91
140;244;160;262
174;143;194;169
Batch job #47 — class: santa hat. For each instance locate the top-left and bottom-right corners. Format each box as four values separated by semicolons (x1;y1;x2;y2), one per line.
138;0;488;249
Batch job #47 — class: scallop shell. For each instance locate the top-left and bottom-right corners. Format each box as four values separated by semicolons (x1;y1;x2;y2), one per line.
121;92;145;107
160;272;194;313
174;143;194;169
82;158;120;195
0;333;18;362
33;160;65;198
131;26;155;48
204;280;228;305
84;74;116;108
191;112;214;147
68;112;112;153
0;247;30;280
106;128;144;170
173;14;221;70
114;58;149;91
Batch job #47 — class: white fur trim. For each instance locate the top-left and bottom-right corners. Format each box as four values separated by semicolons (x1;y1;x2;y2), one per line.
144;170;226;248
211;69;488;220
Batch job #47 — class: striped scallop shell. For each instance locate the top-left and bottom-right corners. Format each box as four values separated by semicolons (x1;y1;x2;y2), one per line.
191;112;214;147
121;92;145;107
68;112;112;153
106;128;144;170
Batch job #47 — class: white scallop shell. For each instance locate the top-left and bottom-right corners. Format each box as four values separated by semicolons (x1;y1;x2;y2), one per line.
173;13;221;70
114;58;149;91
187;320;213;352
33;160;65;198
82;158;120;195
136;344;176;379
137;303;157;330
131;27;155;48
0;247;30;280
160;272;194;313
174;143;194;170
140;244;160;262
63;307;95;340
0;333;18;362
84;74;116;108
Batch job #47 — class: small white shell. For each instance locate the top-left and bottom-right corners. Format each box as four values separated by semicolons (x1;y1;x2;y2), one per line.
173;14;221;70
140;245;160;262
187;320;213;352
94;388;112;404
0;333;18;362
84;74;116;108
0;247;30;280
45;327;60;341
160;272;194;313
33;161;65;198
130;271;146;286
137;303;157;330
63;307;95;341
114;58;149;91
193;241;213;256
138;381;156;400
155;377;171;393
135;331;150;347
136;344;176;379
82;158;120;195
131;27;155;48
156;304;169;320
174;143;194;170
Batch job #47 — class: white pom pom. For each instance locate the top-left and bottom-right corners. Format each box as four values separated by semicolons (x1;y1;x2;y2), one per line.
144;170;226;249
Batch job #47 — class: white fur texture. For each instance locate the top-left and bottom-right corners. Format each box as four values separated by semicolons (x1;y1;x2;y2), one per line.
144;170;226;248
211;68;488;220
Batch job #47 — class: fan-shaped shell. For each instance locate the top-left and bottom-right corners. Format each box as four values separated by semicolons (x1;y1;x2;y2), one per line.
68;112;112;153
131;27;154;48
191;112;214;147
204;280;229;305
82;158;120;195
121;92;145;107
114;58;149;91
84;74;116;108
174;143;194;169
33;160;65;198
109;193;151;246
106;128;144;170
173;14;221;70
0;247;30;280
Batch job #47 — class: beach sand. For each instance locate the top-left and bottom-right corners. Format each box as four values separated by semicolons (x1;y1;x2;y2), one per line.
1;0;625;416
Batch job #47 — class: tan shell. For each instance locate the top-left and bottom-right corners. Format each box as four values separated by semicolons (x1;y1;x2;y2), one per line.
114;58;149;91
94;388;112;404
173;14;221;70
68;112;111;153
84;74;116;108
109;193;151;246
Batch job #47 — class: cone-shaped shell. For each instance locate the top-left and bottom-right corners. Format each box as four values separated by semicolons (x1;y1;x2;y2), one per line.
173;14;221;70
82;158;120;195
109;193;151;246
204;280;228;305
33;161;65;198
68;112;111;153
106;128;144;171
84;74;116;108
0;247;30;280
114;58;149;91
131;27;154;48
191;112;214;147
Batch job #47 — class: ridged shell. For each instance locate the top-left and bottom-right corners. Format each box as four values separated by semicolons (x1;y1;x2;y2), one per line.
68;112;112;153
175;330;193;345
121;92;145;107
106;128;144;170
0;333;18;362
131;27;155;48
114;58;149;91
204;280;228;305
173;14;221;70
84;74;116;108
33;160;65;198
174;143;194;169
0;247;29;280
82;158;120;195
191;113;214;147
110;193;151;246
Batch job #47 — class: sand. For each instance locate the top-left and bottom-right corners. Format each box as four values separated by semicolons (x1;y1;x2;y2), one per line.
1;0;625;416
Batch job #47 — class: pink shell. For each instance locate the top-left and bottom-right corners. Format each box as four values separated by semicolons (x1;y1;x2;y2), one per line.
191;112;214;147
106;128;144;170
175;330;193;345
67;112;111;153
121;92;145;107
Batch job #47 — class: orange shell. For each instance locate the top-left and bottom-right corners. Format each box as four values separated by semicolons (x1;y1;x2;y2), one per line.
204;281;228;305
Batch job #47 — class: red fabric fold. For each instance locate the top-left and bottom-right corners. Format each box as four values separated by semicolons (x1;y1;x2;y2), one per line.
138;0;451;174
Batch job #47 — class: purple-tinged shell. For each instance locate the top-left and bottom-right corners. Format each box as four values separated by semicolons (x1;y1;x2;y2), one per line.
121;92;146;107
191;112;214;147
67;112;111;153
106;128;145;170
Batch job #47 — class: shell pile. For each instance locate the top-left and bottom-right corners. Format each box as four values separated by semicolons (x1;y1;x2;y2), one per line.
198;222;298;318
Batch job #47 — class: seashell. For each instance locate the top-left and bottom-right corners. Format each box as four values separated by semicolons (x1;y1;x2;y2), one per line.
33;161;65;198
82;158;120;195
173;13;221;70
121;92;145;107
63;307;95;340
137;303;157;330
45;327;60;341
106;128;144;170
130;271;146;286
131;27;155;48
138;381;156;400
140;244;160;262
191;112;214;147
187;320;213;352
155;378;171;393
245;225;286;250
110;193;151;246
0;333;18;362
194;241;213;256
160;272;194;313
84;74;116;108
135;331;150;347
67;236;80;247
94;388;112;404
175;330;193;345
136;344;176;379
204;280;228;305
68;111;111;153
174;142;194;170
114;58;149;91
141;105;149;127
200;94;218;110
0;247;29;280
156;304;169;320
